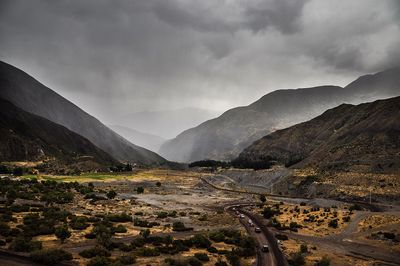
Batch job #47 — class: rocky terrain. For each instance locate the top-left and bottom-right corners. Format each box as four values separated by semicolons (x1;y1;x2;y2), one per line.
237;97;400;174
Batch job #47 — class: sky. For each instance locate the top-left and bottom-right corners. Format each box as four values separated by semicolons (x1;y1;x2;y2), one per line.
1;0;400;127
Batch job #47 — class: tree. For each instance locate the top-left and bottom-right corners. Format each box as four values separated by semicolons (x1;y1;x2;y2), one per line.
106;190;117;199
137;187;144;194
55;225;71;244
260;195;267;203
156;181;161;187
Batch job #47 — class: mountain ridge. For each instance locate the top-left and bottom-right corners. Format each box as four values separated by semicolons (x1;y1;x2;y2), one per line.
0;98;117;170
236;96;400;173
159;67;400;162
0;61;166;165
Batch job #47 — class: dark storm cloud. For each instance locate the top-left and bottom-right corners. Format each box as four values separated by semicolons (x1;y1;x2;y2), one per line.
0;0;399;129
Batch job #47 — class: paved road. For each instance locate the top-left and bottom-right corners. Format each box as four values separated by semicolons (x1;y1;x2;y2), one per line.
226;204;288;266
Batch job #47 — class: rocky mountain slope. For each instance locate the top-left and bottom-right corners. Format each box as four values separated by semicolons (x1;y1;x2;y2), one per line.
160;67;400;162
237;97;400;173
0;98;117;169
109;125;166;153
0;61;166;165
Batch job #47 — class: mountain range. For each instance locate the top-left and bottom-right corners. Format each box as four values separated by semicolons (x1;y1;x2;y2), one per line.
237;96;400;174
0;61;166;166
0;98;116;170
159;67;400;162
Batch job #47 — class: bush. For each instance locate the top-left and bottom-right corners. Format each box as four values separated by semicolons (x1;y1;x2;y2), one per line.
314;256;331;266
112;224;127;233
191;234;211;248
194;253;210;261
172;221;193;232
79;246;111;258
215;260;228;266
328;219;338;228
55;225;71;243
290;252;305;266
9;236;42;252
106;190;117;199
275;233;288;240
70;216;90;230
300;244;308;253
118;254;136;265
30;249;72;265
86;256;111;266
106;212;132;222
136;247;160;257
262;207;280;219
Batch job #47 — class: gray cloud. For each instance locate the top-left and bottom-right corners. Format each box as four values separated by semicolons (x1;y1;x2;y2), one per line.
0;0;399;134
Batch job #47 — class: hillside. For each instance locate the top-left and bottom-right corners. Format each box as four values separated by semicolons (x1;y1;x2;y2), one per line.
109;125;166;153
0;98;117;170
0;61;166;165
160;67;400;162
237;97;400;173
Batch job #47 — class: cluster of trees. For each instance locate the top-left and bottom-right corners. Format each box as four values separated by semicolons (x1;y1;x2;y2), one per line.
109;163;133;172
189;157;274;170
189;160;230;168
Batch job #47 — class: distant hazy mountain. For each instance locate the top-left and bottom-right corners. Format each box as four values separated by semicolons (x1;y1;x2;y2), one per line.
117;108;221;139
160;67;400;162
0;61;166;165
237;97;400;173
0;98;117;169
109;125;166;153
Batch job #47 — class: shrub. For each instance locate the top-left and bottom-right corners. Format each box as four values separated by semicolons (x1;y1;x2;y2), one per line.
215;260;228;266
86;256;111;266
70;216;90;230
9;236;42;252
136;247;160;257
314;256;331;266
30;249;72;265
300;244;308;253
118;254;136;265
191;234;212;248
290;252;305;266
112;224;127;234
328;219;338;228
194;253;209;261
275;233;288;241
106;212;132;223
106;190;117;199
259;195;266;203
172;221;193;232
79;246;111;258
342;216;350;222
55;225;71;243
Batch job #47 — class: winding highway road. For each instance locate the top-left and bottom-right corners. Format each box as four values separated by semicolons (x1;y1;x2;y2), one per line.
225;204;288;266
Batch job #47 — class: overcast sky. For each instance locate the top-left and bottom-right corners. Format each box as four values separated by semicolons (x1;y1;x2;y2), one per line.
1;0;399;125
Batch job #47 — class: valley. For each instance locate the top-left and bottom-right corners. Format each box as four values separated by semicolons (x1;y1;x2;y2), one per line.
0;168;398;266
